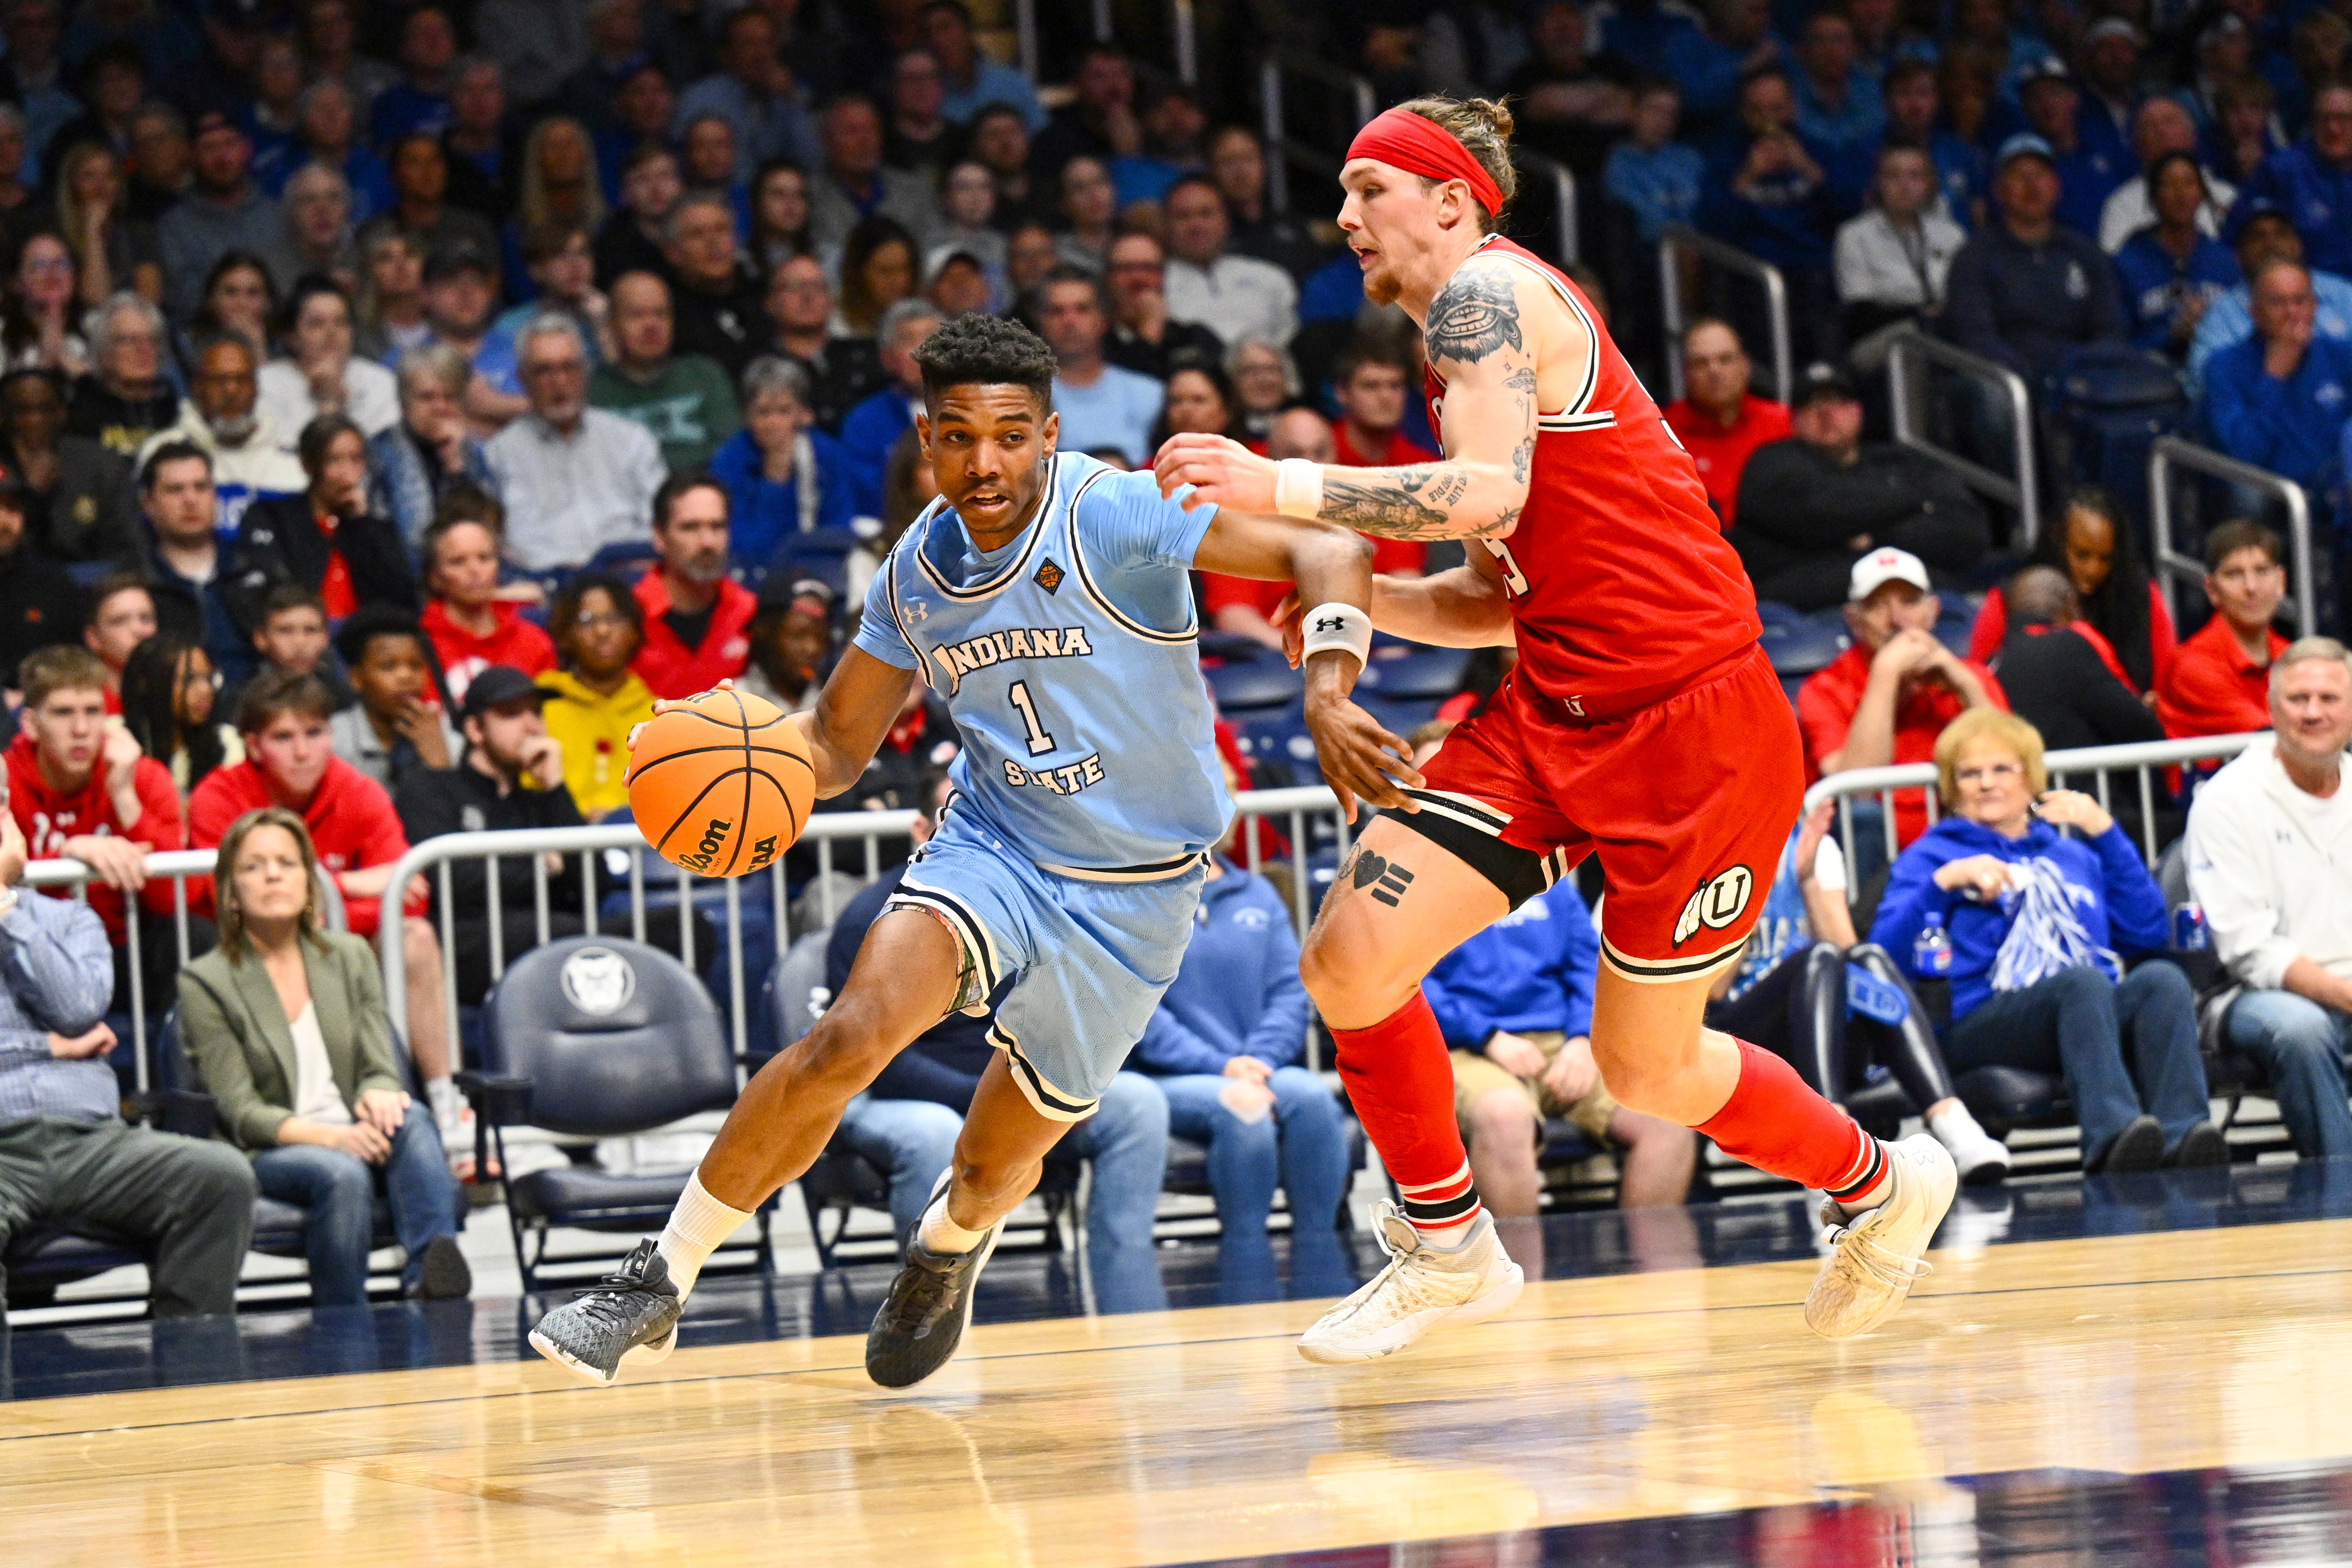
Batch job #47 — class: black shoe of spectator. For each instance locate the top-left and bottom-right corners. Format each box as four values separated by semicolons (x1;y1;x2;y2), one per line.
2166;1121;2231;1169
2090;1115;2166;1174
414;1235;472;1299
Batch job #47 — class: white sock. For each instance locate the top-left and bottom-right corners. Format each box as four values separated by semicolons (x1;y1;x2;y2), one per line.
655;1171;754;1299
917;1185;987;1255
425;1076;459;1129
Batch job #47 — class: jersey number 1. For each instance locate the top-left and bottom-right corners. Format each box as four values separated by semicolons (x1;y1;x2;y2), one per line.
1008;680;1056;756
1482;538;1531;595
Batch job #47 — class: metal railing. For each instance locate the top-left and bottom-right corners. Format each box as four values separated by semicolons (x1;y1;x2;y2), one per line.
1800;732;2263;889
374;787;1357;1063
1172;0;1198;83
1659;225;1790;404
1515;149;1578;269
20;847;221;1094
1013;0;1039;87
1260;53;1374;217
1886;333;2041;548
2148;435;2319;636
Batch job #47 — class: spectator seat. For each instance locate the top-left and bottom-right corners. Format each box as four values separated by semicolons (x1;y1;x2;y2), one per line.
1355;646;1474;700
1208;661;1305;713
468;935;776;1291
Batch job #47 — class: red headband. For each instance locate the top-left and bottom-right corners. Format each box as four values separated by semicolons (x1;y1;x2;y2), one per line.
1345;107;1503;216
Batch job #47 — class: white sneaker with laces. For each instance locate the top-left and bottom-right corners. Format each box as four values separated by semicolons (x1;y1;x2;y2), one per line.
1297;1202;1524;1365
1804;1134;1957;1339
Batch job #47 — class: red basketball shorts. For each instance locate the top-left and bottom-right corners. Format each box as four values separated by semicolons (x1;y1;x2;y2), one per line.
1389;645;1804;984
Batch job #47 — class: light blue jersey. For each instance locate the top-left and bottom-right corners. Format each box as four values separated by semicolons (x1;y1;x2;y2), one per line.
848;449;1234;1119
853;451;1231;874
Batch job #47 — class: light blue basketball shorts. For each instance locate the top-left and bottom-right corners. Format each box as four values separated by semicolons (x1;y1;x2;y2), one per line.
885;807;1207;1121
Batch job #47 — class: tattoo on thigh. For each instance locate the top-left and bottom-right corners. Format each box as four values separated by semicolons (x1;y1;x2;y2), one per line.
1348;847;1417;907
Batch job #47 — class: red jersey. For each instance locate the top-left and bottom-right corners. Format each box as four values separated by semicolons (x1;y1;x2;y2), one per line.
1427;235;1760;721
1797;644;2009;845
5;733;182;941
2157;614;2286;738
189;756;417;936
422;600;557;706
1661;393;1789;527
631;566;756;701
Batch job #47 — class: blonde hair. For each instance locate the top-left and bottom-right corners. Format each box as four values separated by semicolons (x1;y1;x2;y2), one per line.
214;807;325;962
2270;634;2352;690
1393;95;1519;231
517;115;606;238
1934;708;2048;805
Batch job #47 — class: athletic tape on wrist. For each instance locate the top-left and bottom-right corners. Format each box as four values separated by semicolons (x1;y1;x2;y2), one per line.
1274;458;1325;519
1300;602;1374;668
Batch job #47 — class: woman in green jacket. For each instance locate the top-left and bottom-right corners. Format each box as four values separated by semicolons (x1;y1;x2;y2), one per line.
179;806;468;1304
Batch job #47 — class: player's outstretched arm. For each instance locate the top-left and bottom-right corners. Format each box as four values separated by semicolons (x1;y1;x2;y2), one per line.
1194;510;1423;820
795;646;920;799
1365;543;1517;649
1151;256;1548;542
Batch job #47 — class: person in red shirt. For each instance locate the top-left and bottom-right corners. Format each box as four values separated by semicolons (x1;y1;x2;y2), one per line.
420;507;556;706
6;645;184;1006
81;576;155;713
189;670;456;1111
1328;345;1432;578
1661;318;1790;527
1797;547;2007;852
2158;520;2292;738
632;473;757;700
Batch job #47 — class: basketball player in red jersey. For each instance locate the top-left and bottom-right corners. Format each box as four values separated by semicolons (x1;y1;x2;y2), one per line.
1155;97;1956;1363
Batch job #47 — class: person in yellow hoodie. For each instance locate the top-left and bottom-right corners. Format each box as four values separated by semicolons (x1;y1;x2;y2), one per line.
535;572;655;821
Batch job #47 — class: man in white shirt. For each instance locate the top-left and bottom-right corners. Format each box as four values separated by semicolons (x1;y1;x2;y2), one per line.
135;333;305;537
1037;268;1163;466
1160;176;1298;349
2097;96;2235;253
2184;636;2352;1158
484;314;666;573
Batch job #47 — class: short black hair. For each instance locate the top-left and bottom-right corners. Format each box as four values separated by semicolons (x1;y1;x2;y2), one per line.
140;439;211;492
332;604;427;670
258;581;326;624
2206;518;2285;572
913;312;1058;409
653;468;728;532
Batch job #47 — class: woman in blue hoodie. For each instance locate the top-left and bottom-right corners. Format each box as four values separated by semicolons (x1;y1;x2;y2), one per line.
1869;709;2223;1173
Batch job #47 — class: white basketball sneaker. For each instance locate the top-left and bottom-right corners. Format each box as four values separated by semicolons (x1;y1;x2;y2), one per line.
1804;1134;1957;1339
1297;1202;1524;1365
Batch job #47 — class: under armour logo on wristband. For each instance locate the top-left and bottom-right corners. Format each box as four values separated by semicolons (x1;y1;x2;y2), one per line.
1314;617;1346;633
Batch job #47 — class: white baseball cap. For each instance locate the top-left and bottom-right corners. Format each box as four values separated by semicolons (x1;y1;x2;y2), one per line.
1848;546;1932;603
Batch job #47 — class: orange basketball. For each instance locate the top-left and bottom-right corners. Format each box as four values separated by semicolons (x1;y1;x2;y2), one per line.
625;686;815;877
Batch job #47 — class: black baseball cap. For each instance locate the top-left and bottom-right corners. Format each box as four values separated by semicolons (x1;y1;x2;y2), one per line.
460;665;552;721
1790;361;1859;407
425;238;496;283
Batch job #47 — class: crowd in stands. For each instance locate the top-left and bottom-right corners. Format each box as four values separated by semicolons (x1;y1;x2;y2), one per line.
5;0;2352;1319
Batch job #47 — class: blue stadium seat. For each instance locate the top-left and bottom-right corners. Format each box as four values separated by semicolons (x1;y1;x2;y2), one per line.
1208;660;1306;712
582;539;661;579
1761;617;1846;680
469;935;775;1290
1355;646;1473;700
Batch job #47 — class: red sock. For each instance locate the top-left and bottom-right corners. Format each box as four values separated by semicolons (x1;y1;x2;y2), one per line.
1332;994;1483;1236
1697;1041;1891;1209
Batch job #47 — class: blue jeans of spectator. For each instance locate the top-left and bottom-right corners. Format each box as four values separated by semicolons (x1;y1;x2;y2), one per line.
2222;989;2352;1158
250;1105;459;1306
1158;1067;1350;1299
1944;962;2209;1162
837;1093;964;1243
835;1072;1171;1313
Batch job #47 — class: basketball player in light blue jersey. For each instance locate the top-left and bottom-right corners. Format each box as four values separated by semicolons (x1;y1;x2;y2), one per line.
531;314;1410;1390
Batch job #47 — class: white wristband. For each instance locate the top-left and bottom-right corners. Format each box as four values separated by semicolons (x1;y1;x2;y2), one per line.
1299;602;1373;669
1273;458;1325;519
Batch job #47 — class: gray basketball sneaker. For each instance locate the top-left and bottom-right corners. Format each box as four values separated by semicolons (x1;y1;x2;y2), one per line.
866;1190;1003;1389
528;1238;683;1386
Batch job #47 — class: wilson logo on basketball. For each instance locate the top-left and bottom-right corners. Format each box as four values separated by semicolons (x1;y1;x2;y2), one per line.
1672;865;1754;947
679;818;734;872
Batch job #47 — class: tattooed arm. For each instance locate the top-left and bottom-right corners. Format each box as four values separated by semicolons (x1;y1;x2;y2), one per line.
1152;256;1564;541
1367;539;1518;648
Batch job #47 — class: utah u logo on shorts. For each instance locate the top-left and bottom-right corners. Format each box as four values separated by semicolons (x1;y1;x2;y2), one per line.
1672;865;1754;947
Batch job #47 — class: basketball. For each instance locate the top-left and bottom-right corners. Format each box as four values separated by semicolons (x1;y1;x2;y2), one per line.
625;686;815;877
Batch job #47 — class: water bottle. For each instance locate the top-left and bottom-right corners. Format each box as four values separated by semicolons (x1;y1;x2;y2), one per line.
1913;913;1954;977
2172;903;2210;952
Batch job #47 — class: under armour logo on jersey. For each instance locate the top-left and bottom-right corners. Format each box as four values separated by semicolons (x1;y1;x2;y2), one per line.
1033;558;1065;594
1672;865;1755;946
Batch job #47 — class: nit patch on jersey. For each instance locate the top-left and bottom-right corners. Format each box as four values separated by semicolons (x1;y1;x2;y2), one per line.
1034;558;1065;594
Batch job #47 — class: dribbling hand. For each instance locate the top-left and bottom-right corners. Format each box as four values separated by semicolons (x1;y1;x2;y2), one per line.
627;679;737;753
1152;433;1281;514
1304;690;1423;823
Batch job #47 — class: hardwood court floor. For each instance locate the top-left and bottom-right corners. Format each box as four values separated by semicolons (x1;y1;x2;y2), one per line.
10;1218;2352;1567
